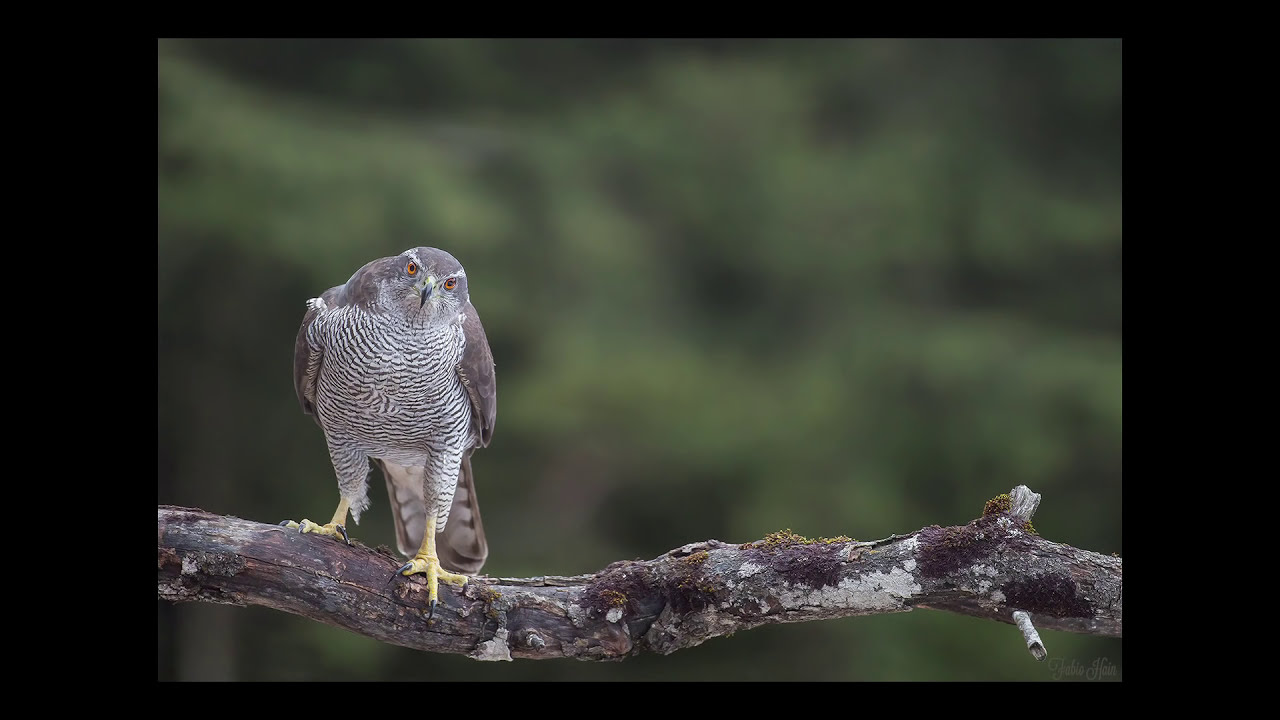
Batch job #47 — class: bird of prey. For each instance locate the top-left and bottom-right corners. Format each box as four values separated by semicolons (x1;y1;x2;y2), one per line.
284;247;497;617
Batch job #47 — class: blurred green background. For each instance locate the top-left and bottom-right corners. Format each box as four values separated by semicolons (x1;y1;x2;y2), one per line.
157;38;1121;681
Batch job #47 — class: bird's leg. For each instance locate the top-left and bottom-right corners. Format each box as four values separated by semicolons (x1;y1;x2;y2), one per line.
279;497;351;545
394;515;468;618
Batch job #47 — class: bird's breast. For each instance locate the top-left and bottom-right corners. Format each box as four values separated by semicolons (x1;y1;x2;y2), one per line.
314;316;471;450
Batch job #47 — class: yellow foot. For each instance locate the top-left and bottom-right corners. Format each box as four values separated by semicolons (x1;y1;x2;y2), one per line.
279;519;350;545
393;555;468;619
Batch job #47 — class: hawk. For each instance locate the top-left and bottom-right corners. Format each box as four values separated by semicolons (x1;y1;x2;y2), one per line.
284;247;497;617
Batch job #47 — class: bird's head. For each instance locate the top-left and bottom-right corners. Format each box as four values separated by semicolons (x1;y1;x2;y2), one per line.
358;247;470;326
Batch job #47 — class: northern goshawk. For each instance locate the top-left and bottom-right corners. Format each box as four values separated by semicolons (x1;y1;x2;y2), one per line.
285;247;496;617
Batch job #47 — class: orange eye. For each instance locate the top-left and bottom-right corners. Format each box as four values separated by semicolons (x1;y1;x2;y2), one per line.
444;278;457;290
407;262;417;275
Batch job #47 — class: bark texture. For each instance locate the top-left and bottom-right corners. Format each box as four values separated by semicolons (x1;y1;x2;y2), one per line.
157;487;1121;661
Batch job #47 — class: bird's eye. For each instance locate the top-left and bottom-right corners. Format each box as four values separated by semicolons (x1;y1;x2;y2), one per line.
407;262;417;276
444;278;457;290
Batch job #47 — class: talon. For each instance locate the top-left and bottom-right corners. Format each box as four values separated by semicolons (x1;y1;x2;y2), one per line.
283;501;351;543
386;561;412;584
395;518;469;621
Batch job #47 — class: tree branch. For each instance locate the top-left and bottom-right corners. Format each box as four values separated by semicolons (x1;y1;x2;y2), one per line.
157;485;1121;661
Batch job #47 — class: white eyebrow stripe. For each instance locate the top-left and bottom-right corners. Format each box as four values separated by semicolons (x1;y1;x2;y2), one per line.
398;250;463;278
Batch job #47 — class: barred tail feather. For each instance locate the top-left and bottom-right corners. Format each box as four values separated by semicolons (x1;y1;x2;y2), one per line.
379;461;427;558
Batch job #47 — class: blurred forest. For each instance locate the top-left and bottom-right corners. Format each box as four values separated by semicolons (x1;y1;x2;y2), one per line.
157;38;1121;681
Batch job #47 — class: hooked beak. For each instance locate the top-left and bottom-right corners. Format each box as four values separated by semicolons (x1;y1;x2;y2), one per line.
419;276;436;307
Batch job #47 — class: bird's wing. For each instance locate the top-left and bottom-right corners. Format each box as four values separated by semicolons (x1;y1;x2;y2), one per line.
456;303;497;447
293;284;347;419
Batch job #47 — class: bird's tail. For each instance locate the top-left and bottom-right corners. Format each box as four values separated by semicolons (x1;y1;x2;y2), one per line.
379;455;488;576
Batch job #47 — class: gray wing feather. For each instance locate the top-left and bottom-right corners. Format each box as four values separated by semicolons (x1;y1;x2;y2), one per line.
457;303;497;447
293;284;347;419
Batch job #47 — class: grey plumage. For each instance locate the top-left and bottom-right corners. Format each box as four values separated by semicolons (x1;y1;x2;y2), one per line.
293;247;496;575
